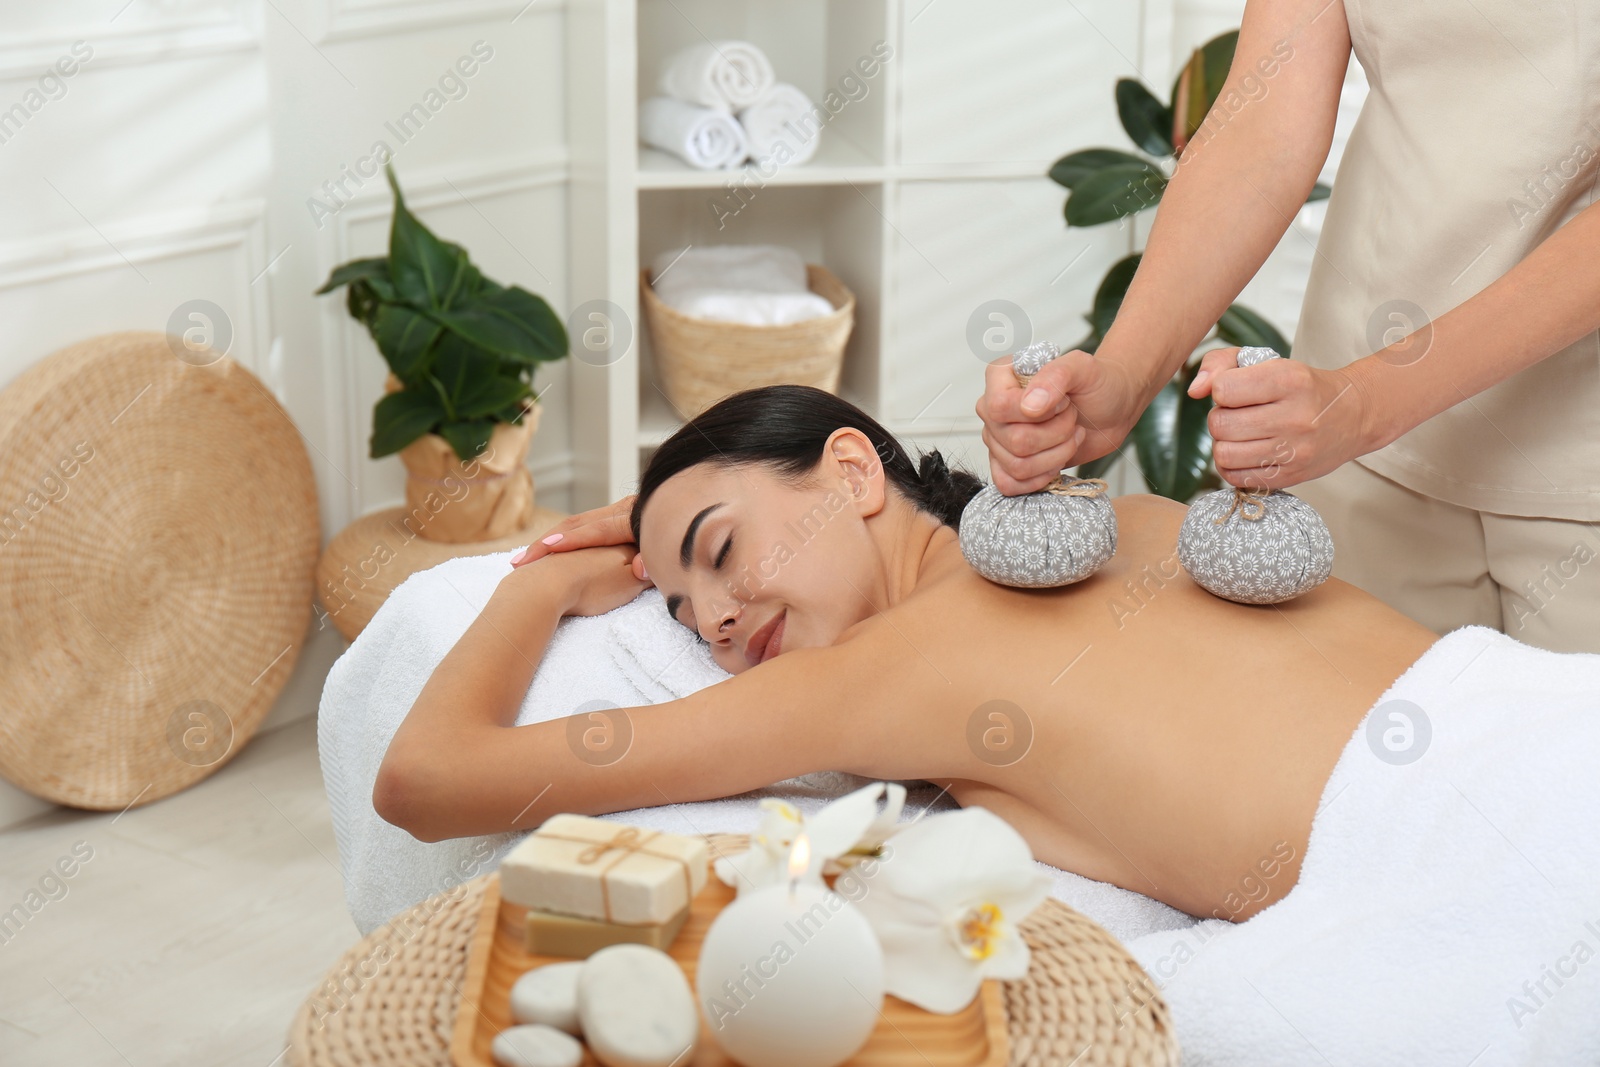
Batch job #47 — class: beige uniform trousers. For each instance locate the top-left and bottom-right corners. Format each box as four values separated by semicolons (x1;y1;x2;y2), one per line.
1294;460;1600;655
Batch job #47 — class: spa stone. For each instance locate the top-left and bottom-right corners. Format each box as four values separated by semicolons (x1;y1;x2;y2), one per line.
510;961;583;1035
959;341;1117;588
1177;348;1334;604
577;944;698;1067
491;1024;584;1067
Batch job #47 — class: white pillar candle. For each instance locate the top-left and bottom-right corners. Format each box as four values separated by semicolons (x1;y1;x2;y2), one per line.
695;834;885;1067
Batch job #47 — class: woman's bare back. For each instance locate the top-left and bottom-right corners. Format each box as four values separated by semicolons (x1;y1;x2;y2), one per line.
828;494;1437;919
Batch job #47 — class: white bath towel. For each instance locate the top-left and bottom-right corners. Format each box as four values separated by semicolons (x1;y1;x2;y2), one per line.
648;243;836;325
318;549;1190;944
1126;626;1600;1065
657;40;774;112
638;96;749;170
738;82;822;167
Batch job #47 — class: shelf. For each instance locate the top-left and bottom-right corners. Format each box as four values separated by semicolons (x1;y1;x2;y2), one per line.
635;135;887;189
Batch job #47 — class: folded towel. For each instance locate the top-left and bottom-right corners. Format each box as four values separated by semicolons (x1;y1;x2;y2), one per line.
638;96;749;170
657;40;774;111
648;243;836;325
738;82;822;167
319;549;1191;944
1126;625;1600;1065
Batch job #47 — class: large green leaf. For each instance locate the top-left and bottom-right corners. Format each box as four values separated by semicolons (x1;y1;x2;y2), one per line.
434;285;568;365
1305;182;1332;203
316;257;391;295
1217;303;1292;355
1115;79;1174;157
1132;373;1214;501
373;303;443;381
438;418;496;463
1048;148;1152;190
1065;163;1168;226
385;164;470;309
1074;452;1121;480
370;386;447;458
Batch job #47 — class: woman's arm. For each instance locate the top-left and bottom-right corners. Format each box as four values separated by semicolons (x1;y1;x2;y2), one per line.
975;0;1352;493
372;556;899;843
1192;197;1600;486
1100;0;1352;405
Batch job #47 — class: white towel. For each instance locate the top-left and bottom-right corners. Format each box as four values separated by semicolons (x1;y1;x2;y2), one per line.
318;549;1187;944
657;40;774;112
638;96;748;170
648;243;836;325
738;82;822;167
1126;626;1600;1066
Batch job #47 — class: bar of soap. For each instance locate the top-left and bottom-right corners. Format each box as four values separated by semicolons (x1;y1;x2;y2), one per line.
501;814;709;925
511;962;583;1035
491;1024;583;1067
578;944;698;1067
525;902;689;958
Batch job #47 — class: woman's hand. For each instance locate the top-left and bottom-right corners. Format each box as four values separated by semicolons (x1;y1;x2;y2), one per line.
510;494;649;581
975;351;1143;495
1188;347;1375;489
532;543;652;618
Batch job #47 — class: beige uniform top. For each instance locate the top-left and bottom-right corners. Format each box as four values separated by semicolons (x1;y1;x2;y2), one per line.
1294;0;1600;520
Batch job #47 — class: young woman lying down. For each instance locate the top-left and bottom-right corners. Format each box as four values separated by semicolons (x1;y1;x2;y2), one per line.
374;384;1447;922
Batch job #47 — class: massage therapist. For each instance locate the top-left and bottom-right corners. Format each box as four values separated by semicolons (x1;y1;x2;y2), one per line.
978;0;1600;654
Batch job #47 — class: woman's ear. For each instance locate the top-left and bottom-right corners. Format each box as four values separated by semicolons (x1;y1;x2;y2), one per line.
825;428;887;514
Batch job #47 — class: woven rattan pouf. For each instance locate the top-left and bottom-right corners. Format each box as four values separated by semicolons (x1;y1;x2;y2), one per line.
0;331;319;809
288;834;1179;1067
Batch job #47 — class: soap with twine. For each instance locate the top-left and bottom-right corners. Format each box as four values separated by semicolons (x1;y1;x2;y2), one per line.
1177;347;1335;604
959;341;1118;588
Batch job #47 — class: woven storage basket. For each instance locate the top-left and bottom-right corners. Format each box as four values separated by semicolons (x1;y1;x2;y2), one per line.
0;331;319;809
288;834;1180;1067
641;263;855;421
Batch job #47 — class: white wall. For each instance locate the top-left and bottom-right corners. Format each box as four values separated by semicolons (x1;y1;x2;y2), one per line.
0;0;578;829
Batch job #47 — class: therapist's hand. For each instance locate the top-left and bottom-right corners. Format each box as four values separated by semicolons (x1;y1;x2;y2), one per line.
1188;347;1373;489
976;350;1143;495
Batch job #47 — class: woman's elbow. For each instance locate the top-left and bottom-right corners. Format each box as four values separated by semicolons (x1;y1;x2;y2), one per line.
373;744;448;843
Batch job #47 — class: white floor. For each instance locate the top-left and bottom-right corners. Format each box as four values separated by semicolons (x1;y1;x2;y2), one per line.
0;717;357;1066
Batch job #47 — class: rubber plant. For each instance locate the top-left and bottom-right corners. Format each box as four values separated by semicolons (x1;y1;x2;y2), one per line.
315;163;568;463
1050;29;1330;502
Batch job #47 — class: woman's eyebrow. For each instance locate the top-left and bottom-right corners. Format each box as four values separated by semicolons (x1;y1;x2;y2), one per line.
679;502;725;568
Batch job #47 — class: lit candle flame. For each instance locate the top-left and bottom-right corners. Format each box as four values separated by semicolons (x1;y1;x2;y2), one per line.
787;832;811;881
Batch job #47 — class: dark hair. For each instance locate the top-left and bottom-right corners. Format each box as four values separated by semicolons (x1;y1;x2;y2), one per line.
629;385;985;541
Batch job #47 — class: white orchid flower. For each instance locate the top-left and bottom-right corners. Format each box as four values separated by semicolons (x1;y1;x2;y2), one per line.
714;781;906;895
850;806;1050;1014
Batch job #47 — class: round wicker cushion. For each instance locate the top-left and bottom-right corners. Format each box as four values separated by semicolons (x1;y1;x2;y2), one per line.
0;331;319;809
288;834;1179;1066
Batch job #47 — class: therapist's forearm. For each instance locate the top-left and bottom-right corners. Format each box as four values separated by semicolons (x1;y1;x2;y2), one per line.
1097;0;1350;406
1346;199;1600;451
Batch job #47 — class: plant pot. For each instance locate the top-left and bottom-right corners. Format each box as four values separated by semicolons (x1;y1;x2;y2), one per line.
382;373;541;544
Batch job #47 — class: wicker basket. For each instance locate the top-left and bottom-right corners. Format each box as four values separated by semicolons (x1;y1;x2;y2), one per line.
641;262;855;421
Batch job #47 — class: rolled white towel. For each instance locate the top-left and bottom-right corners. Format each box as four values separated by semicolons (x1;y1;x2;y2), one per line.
638;96;748;170
738;83;822;167
657;40;774;111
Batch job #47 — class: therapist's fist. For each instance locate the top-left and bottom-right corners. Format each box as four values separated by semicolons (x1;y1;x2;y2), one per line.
1188;347;1371;489
976;349;1139;496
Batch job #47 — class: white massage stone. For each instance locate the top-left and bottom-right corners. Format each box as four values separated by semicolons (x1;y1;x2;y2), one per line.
510;961;583;1035
1177;346;1335;605
491;1024;584;1067
577;944;698;1067
960;340;1118;588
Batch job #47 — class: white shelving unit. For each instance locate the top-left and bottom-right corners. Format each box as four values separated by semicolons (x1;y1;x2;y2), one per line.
565;0;1162;510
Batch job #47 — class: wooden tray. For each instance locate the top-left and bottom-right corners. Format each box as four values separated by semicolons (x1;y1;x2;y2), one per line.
451;873;1009;1067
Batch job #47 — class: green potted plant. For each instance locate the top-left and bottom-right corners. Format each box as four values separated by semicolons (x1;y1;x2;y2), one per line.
316;164;569;542
1050;30;1330;502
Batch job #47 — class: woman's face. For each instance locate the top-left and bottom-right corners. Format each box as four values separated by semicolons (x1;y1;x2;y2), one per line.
636;429;888;675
